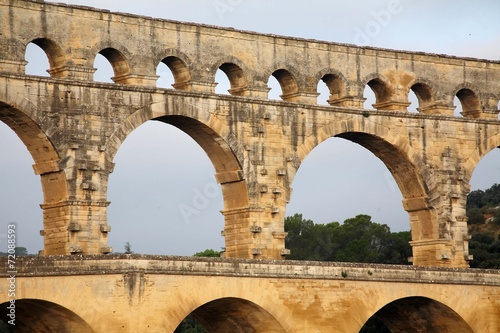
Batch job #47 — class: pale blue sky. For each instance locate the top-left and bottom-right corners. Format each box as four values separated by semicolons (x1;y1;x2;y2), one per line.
1;0;499;255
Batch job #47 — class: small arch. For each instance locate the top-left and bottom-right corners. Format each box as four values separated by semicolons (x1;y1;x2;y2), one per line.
0;299;95;333
320;73;346;105
177;297;285;332
96;48;131;83
409;82;435;112
26;38;66;77
269;69;299;101
362;297;473;332
160;56;191;90
217;62;248;96
366;78;391;106
455;87;481;118
25;42;50;77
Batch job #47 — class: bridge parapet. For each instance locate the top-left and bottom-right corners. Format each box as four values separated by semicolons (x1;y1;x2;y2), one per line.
3;255;499;286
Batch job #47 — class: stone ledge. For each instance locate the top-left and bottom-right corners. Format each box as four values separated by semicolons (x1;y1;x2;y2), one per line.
1;254;499;286
2;74;500;126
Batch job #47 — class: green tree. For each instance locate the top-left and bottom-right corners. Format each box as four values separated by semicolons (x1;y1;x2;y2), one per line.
124;241;133;254
285;213;411;265
469;232;500;268
14;247;28;256
193;249;221;257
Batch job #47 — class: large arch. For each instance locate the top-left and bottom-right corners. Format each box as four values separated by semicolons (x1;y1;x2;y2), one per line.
363;296;473;332
463;130;500;185
294;124;433;263
177;297;286;333
0;299;95;333
105;104;250;256
0;102;68;254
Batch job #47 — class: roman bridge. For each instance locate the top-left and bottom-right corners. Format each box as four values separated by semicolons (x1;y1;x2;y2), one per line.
0;255;499;332
2;0;500;267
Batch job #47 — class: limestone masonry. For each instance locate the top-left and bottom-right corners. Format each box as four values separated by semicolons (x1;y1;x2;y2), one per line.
1;1;500;332
2;0;500;266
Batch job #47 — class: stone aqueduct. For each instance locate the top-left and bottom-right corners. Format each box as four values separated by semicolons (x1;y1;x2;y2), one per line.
1;1;500;332
2;0;500;267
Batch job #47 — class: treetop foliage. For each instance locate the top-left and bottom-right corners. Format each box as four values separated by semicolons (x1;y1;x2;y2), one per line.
284;213;412;265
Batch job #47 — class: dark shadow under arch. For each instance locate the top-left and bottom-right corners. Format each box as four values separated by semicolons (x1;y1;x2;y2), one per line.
181;297;285;333
271;69;299;101
218;62;248;96
28;38;66;77
97;47;131;83
456;88;481;118
0;299;95;333
161;55;191;89
364;297;473;332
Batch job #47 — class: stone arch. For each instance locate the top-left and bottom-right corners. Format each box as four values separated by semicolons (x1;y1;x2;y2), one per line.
364;296;473;332
105;104;249;256
362;73;393;108
0;299;95;333
269;68;300;101
213;60;249;96
178;297;286;333
314;68;348;105
160;56;190;89
157;50;193;90
294;123;435;264
453;84;482;118
26;37;67;77
107;112;246;208
0;101;65;202
96;47;131;83
0;100;69;254
406;79;437;111
463;130;500;188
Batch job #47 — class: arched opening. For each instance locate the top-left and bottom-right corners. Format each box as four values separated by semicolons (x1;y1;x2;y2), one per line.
453;96;463;117
0;120;43;255
269;69;299;101
456;88;481;118
108;120;225;255
215;68;231;95
407;89;419;113
365;78;391;109
0;102;64;255
466;147;500;267
159;56;190;90
94;48;130;83
0;299;95;333
175;298;285;333
409;82;433;113
318;74;343;106
107;116;246;256
24;42;50;77
363;85;376;109
24;38;65;77
361;297;473;332
288;136;409;236
93;53;114;83
267;75;281;100
156;61;174;89
217;63;247;96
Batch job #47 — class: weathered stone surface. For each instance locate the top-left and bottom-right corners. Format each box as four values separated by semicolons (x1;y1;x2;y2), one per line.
1;0;500;267
0;255;498;332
